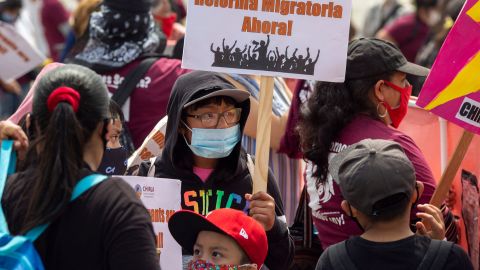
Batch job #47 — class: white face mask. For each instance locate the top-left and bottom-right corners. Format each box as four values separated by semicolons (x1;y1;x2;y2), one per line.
427;10;442;26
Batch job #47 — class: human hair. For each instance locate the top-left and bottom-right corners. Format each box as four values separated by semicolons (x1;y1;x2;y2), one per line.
367;192;412;222
240;252;252;265
17;64;109;234
297;73;394;185
415;0;438;8
183;96;238;114
0;0;22;10
109;99;125;123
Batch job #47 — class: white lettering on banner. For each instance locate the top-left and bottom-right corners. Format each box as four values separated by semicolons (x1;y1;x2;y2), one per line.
456;97;480;128
311;211;345;226
102;74;153;89
329;141;347;153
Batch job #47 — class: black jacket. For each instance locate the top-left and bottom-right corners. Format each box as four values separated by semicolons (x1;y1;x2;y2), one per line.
138;72;295;269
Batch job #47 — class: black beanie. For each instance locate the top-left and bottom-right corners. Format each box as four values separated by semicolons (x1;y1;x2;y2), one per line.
103;0;153;13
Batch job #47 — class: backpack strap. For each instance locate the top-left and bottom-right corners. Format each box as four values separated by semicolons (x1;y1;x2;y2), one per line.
0;140;16;233
111;56;159;108
24;174;108;241
417;239;453;270
327;241;358;270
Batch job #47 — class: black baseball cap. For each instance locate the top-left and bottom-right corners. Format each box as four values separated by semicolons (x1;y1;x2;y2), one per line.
329;139;416;217
179;71;250;108
346;38;430;80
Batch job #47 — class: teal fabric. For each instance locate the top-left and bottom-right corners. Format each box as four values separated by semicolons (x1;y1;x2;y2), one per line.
0;140;108;269
0;140;16;234
24;174;108;241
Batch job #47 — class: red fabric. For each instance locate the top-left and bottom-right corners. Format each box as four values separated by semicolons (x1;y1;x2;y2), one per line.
155;13;177;38
173;208;268;267
102;58;189;148
382;81;412;128
46;86;80;112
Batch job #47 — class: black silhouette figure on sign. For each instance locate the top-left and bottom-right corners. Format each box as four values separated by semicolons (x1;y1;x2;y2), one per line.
222;38;237;64
283;46;298;72
304;49;320;74
295;48;310;73
210;35;321;75
252;35;270;64
210;43;223;66
232;45;248;66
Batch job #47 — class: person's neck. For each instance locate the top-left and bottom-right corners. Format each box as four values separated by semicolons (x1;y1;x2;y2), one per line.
193;155;218;169
83;140;103;171
360;214;414;242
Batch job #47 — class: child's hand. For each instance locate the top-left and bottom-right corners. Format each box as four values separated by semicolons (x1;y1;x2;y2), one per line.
415;204;445;240
245;192;276;231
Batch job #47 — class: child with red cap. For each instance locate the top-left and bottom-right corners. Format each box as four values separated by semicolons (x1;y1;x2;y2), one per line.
168;208;268;270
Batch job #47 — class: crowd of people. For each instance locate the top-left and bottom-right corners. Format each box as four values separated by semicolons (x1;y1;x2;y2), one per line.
0;0;476;269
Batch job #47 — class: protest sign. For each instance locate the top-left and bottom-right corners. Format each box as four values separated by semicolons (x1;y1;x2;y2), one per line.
182;0;352;82
126;116;168;175
183;0;351;192
121;176;182;270
416;0;479;207
0;22;44;81
417;0;480;135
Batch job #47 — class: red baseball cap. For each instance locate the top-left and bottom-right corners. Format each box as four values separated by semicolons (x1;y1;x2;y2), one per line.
168;208;268;267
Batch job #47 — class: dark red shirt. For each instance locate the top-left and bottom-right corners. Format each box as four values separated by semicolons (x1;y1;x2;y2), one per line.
385;13;430;62
307;115;437;249
102;58;188;148
41;0;70;62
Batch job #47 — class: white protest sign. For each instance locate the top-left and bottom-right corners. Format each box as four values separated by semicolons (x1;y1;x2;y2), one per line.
0;22;45;81
121;176;182;270
182;0;351;82
126;116;168;175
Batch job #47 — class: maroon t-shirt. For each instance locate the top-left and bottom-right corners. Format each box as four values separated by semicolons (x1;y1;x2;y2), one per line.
41;0;70;61
102;58;188;148
385;13;429;62
306;115;437;250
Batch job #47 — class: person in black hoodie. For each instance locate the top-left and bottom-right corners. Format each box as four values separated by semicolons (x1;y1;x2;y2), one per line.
138;70;294;269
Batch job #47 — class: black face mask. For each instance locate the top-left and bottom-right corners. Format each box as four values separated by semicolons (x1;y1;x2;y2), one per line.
97;147;128;175
411;185;420;210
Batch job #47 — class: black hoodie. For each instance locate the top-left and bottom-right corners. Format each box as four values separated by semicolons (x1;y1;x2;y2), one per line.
138;71;294;269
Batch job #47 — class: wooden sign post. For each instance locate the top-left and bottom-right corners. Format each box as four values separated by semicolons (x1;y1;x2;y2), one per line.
429;130;475;207
253;76;274;193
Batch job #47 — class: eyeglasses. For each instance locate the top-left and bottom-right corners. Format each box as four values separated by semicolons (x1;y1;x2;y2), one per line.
186;108;242;128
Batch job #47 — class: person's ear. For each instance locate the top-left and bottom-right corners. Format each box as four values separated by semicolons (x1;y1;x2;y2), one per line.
341;200;353;216
412;181;425;203
373;80;386;102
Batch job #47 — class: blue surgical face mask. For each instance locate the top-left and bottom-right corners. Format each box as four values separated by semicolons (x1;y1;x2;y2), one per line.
182;121;241;159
